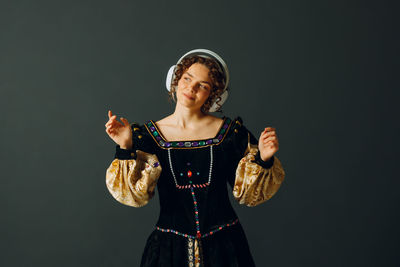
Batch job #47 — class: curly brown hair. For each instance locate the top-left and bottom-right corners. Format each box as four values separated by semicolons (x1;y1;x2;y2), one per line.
168;56;227;113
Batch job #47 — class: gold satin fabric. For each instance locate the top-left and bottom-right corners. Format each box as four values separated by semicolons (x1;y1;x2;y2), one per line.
194;239;200;267
233;133;285;207
105;150;162;207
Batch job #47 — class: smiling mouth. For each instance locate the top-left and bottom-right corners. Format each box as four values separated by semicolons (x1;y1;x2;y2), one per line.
183;93;195;100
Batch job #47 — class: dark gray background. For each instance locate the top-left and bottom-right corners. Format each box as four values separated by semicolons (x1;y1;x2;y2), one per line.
1;0;398;266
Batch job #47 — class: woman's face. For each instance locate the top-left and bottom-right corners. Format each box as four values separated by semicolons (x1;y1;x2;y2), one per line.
176;63;213;111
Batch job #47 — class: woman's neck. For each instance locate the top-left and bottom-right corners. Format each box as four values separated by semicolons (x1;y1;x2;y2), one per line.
169;105;209;129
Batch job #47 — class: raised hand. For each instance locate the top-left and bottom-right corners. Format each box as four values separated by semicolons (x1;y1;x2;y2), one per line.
258;127;279;162
105;110;133;149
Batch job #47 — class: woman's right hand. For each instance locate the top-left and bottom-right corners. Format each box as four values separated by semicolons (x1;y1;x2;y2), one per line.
105;110;133;150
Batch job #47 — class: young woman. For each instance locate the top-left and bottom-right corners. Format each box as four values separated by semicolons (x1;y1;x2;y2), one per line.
105;49;285;267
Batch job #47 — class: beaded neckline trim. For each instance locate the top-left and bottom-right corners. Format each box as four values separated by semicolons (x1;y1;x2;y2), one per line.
144;117;232;149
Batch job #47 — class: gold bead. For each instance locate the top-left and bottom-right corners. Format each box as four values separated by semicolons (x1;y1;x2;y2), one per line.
130;153;135;157
234;129;238;133
138;135;143;139
133;127;140;131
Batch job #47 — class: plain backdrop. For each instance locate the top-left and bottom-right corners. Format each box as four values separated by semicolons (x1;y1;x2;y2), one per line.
0;0;399;266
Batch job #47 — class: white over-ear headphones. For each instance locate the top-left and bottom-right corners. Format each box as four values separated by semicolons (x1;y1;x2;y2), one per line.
165;49;229;112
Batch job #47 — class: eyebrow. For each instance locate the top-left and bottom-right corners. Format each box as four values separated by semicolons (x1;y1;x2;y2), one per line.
185;71;211;85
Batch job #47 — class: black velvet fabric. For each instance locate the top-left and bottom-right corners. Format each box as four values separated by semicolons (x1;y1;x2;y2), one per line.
114;116;272;267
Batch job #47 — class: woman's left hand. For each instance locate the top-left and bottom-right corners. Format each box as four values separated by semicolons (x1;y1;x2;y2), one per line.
258;127;279;161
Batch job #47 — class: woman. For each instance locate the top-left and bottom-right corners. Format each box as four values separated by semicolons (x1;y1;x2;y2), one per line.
105;49;285;267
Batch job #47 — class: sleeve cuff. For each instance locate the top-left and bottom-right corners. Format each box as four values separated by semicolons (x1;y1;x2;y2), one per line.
253;150;274;169
114;145;136;160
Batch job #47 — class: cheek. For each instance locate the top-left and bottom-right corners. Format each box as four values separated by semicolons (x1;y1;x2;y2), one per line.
176;81;184;92
200;90;211;101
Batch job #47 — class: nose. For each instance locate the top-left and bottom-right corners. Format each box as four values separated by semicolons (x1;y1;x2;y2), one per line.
187;82;198;92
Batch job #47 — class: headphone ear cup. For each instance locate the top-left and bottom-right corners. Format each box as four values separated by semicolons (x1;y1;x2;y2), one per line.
166;65;176;92
209;90;229;112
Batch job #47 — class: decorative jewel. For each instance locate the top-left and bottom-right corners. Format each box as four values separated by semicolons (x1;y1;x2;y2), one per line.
167;146;213;190
187;170;192;178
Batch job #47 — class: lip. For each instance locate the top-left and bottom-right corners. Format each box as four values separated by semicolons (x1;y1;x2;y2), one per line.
183;93;195;100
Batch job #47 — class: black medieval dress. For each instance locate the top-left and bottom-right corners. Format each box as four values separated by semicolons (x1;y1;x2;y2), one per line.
106;116;285;267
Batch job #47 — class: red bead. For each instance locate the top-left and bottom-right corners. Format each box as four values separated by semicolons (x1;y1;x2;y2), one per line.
187;170;192;178
196;232;201;238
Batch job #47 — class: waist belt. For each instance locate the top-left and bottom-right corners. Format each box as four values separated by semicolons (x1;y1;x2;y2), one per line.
155;218;239;267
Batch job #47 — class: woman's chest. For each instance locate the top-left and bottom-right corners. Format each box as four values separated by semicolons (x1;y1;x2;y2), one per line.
155;146;236;189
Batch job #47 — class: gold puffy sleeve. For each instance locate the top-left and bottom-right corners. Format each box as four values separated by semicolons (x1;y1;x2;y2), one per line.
229;117;285;207
105;149;162;208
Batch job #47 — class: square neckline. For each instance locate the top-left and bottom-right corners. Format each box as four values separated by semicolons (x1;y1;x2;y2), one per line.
144;116;233;149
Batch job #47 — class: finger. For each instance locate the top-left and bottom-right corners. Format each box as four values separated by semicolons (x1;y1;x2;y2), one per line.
107;127;114;134
264;127;276;132
261;132;276;140
262;131;276;137
264;136;277;142
108;110;112;119
105;120;116;128
263;139;278;146
262;128;276;135
264;130;276;137
120;117;130;127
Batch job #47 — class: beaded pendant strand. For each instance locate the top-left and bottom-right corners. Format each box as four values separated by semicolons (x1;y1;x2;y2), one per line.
167;145;213;189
